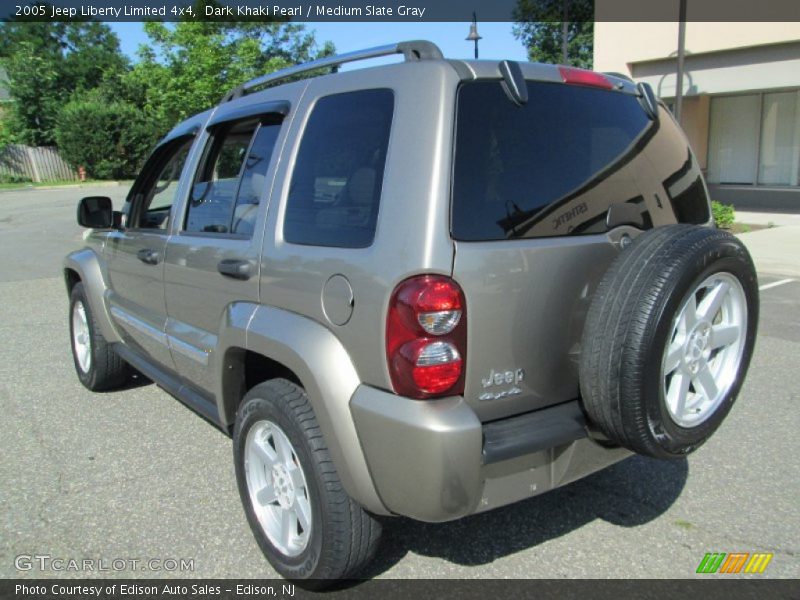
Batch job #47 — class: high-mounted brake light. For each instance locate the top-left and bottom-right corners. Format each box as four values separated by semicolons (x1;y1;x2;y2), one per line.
558;66;614;90
386;275;466;398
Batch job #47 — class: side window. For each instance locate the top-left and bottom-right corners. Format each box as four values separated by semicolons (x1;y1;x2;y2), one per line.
284;89;394;248
131;137;193;230
185;117;281;236
186;120;257;234
232;122;281;235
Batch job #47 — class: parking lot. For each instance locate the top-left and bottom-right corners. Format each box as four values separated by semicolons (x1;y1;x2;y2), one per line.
1;185;798;579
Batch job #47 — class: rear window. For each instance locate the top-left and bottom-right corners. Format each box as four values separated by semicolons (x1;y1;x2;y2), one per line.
452;81;658;241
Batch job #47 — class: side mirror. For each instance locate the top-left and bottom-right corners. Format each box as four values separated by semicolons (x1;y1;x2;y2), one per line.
77;196;114;229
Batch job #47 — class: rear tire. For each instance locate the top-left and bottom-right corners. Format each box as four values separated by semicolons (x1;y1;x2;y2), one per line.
233;379;381;587
69;282;129;391
579;225;758;458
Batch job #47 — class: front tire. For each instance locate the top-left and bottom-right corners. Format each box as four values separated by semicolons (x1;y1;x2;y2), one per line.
69;282;129;391
233;379;381;586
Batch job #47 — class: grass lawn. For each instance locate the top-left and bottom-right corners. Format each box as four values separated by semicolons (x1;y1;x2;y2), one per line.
0;179;116;190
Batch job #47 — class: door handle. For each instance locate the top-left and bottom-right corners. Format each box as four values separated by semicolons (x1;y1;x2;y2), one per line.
217;258;253;280
136;248;160;265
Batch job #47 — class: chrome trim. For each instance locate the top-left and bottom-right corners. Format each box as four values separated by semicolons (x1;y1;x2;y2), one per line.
167;334;210;366
110;306;168;345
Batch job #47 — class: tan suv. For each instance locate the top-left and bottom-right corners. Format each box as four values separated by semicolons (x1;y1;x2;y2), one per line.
65;41;759;585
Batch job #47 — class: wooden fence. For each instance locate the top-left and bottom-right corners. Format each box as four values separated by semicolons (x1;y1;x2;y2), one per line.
0;144;78;182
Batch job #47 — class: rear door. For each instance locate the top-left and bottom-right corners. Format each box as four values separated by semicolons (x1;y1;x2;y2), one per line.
451;78;710;422
106;136;195;368
163;103;288;396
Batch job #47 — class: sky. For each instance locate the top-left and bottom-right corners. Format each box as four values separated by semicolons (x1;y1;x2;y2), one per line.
109;21;529;66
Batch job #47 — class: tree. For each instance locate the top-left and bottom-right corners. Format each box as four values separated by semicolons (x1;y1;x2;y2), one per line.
55;90;159;179
0;118;14;152
2;13;333;179
513;0;594;69
120;21;335;130
0;21;128;145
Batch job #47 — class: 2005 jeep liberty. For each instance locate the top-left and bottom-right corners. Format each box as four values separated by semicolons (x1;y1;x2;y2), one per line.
65;41;758;584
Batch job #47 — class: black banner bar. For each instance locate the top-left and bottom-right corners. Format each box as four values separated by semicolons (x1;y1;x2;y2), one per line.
2;579;800;600
3;0;800;22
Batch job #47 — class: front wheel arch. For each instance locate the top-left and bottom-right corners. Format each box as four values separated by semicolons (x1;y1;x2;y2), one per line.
64;268;81;295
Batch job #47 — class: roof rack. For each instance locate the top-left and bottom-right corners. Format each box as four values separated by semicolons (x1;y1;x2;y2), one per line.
220;40;444;103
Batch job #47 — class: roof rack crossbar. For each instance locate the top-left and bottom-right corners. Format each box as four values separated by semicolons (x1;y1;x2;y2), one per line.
220;40;443;103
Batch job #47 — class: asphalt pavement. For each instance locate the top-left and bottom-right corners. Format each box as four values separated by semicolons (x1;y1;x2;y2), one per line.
0;185;798;580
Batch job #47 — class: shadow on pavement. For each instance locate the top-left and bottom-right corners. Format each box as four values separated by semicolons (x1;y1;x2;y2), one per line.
363;454;688;576
113;369;155;392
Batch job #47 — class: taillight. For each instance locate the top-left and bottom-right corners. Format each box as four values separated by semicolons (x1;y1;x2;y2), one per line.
558;66;614;90
386;275;466;399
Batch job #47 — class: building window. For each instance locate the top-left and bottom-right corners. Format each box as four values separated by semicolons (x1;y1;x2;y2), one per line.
707;95;759;185
707;90;800;187
759;91;800;186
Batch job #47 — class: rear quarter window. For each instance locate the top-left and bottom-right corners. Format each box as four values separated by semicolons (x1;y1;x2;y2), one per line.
284;88;394;248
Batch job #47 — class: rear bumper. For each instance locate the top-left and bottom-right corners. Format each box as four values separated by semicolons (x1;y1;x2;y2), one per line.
350;385;631;522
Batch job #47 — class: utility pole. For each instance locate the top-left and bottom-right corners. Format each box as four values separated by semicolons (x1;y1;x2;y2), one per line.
675;0;687;124
562;0;569;64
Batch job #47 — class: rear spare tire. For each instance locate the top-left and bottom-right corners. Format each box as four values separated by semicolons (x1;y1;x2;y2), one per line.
579;224;758;459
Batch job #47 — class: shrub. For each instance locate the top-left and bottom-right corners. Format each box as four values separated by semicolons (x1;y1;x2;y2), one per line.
0;118;14;152
711;200;735;230
55;94;160;180
0;173;32;184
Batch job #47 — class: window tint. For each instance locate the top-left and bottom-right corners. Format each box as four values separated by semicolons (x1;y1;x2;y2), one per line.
232;123;281;235
134;137;193;230
451;81;652;241
185;118;281;236
186;120;258;234
284;89;393;248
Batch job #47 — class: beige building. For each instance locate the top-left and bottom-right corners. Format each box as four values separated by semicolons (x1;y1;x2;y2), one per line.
594;21;800;211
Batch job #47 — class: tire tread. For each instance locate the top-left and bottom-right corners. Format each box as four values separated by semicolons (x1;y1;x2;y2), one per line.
70;282;129;391
235;379;381;584
580;225;758;458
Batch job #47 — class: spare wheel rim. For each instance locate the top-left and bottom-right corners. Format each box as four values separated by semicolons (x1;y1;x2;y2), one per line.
661;272;747;428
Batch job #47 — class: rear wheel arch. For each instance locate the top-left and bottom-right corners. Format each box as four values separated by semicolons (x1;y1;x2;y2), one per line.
220;347;303;428
217;305;389;516
232;378;382;583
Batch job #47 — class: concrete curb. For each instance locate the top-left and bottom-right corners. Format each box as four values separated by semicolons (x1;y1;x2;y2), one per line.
739;225;800;278
736;211;800;228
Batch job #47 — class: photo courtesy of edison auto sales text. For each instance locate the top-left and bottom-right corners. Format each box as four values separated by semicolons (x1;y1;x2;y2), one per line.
15;583;296;597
